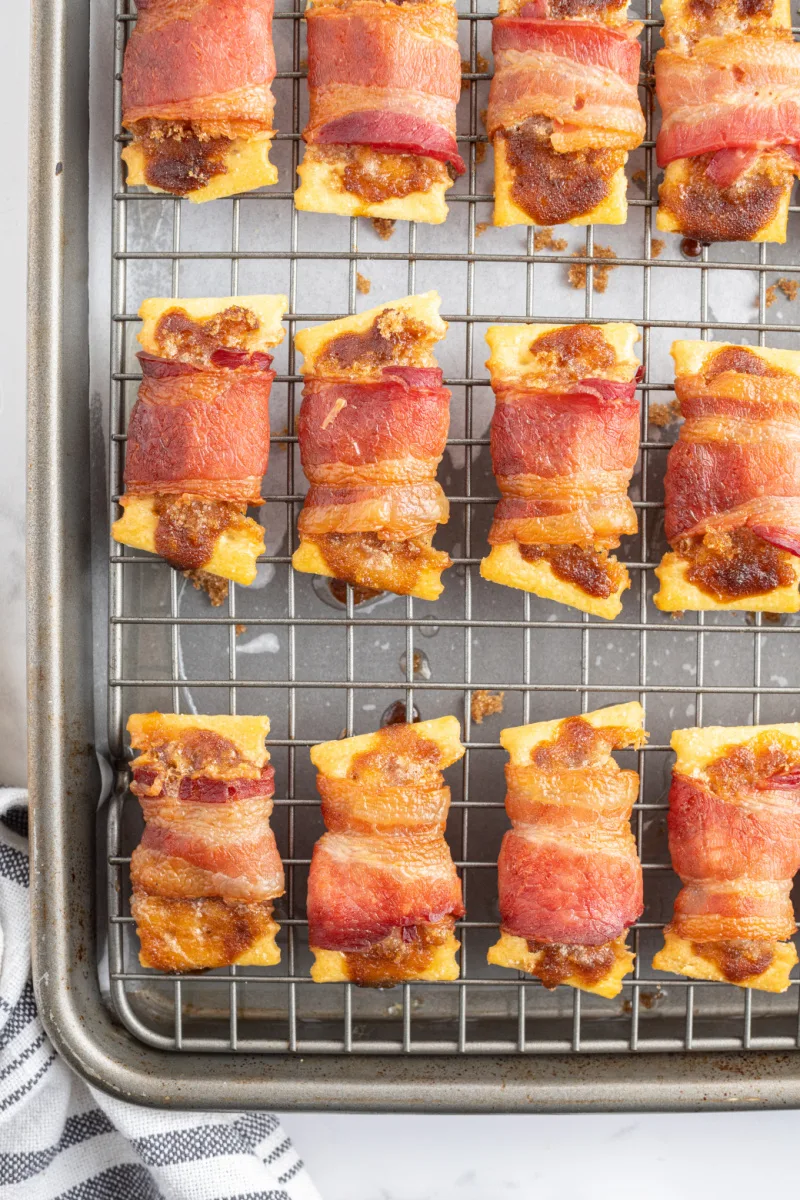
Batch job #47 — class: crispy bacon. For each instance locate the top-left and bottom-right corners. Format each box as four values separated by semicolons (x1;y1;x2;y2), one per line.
497;717;644;946
488;17;645;146
303;0;465;174
124;356;274;504
307;723;463;955
664;355;800;549
656;36;800;167
666;767;800;942
122;0;277;127
488;381;640;548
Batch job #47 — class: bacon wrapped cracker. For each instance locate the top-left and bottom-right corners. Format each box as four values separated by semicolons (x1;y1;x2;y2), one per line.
292;292;453;600
488;703;645;998
112;294;288;605
653;722;800;992
128;712;284;972
481;322;641;618
656;0;800;243
122;0;278;202
295;0;463;224
654;341;800;613
487;0;645;227
307;716;464;985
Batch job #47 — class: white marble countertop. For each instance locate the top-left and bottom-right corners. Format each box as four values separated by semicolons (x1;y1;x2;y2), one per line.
6;2;800;1193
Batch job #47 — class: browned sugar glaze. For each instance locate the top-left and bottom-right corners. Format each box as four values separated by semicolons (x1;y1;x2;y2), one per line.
314;532;450;596
334;146;440;203
688;0;774;21
345;919;455;986
503;119;623;225
315;310;429;373
349;721;444;785
547;0;627;14
134;896;275;973
691;939;775;982
678;346;794;599
134;119;233;196
327;578;384;605
659;153;789;242
137;727;250;780
525;940;618;989
519;543;624;597
529;323;617;376
154;305;261;365
153;494;245;571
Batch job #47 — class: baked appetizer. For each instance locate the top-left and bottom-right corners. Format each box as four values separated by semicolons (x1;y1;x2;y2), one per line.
112;294;288;605
128;712;284;972
654;341;800;613
307;717;464;985
488;703;645;998
653;722;800;992
121;0;278;202
292;292;453;600
487;0;646;227
656;0;800;243
480;322;642;618
295;0;464;223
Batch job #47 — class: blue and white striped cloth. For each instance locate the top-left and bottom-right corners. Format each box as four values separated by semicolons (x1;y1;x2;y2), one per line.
0;789;321;1200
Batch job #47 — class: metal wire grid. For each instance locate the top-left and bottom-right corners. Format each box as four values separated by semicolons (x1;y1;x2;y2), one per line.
105;0;800;1056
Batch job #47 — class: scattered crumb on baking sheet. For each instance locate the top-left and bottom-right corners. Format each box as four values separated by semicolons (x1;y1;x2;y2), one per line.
649;399;679;428
235;624;247;636
356;272;371;295
475;140;487;164
470;690;505;724
651;238;665;258
568;246;617;293
370;218;395;241
476;221;489;237
631;169;646;184
183;569;228;607
534;227;568;252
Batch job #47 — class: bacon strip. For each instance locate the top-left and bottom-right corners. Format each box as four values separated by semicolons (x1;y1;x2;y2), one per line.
656;36;800;167
124;354;274;504
303;0;465;174
307;723;464;958
664;351;800;549
488;17;645;146
122;0;277;127
497;716;644;947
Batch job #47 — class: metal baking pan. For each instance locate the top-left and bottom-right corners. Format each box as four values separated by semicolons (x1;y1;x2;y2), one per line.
27;0;800;1110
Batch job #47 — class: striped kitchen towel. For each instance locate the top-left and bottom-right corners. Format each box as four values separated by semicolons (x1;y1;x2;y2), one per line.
0;789;321;1200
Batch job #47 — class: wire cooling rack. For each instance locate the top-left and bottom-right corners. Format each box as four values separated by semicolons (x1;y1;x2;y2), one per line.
105;0;800;1056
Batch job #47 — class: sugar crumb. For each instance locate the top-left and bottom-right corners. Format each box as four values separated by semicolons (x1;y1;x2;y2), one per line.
371;217;395;241
779;277;798;301
470;689;505;724
533;227;568;252
765;285;777;308
631;169;647;184
475;140;487;163
648;399;679;428
651;238;665;258
475;221;490;237
568;245;617;293
235;624;247;636
356;272;371;295
461;53;488;89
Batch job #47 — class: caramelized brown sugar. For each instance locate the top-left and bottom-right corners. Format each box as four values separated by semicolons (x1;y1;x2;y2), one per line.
348;723;445;789
519;543;625;598
528;323;617;378
659;153;790;242
704;345;783;380
544;0;627;15
524;940;618;989
131;727;251;785
314;309;432;375
705;728;800;799
503;120;622;225
313;531;450;596
530;714;635;771
344;919;455;987
678;527;795;601
134;120;232;197
153;305;261;366
132;894;276;972
153;494;245;571
336;145;442;203
692;938;775;982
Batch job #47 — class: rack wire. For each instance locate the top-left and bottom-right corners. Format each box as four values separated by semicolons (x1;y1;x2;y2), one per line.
106;0;800;1057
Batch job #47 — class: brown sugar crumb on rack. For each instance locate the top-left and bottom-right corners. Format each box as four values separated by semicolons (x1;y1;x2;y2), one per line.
631;169;647;185
470;689;505;724
475;140;487;164
356;272;371;295
778;277;798;301
568;246;617;293
370;218;395;241
476;221;489;237
649;399;679;427
651;238;665;258
480;108;488;130
183;568;228;606
461;53;488;89
533;227;568;252
765;285;777;308
235;624;247;636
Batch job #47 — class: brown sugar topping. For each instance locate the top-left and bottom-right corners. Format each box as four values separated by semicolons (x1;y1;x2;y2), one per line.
568;245;618;293
692;939;775;983
524;940;618;989
705;345;780;379
344;919;454;987
531;715;628;772
471;690;505;725
528;324;616;376
316;309;430;373
679;528;794;601
153;493;244;572
520;542;623;598
349;723;444;787
339;146;441;204
659;153;786;243
135;119;232;196
705;729;800;799
154;305;260;366
503;120;621;226
314;532;450;596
